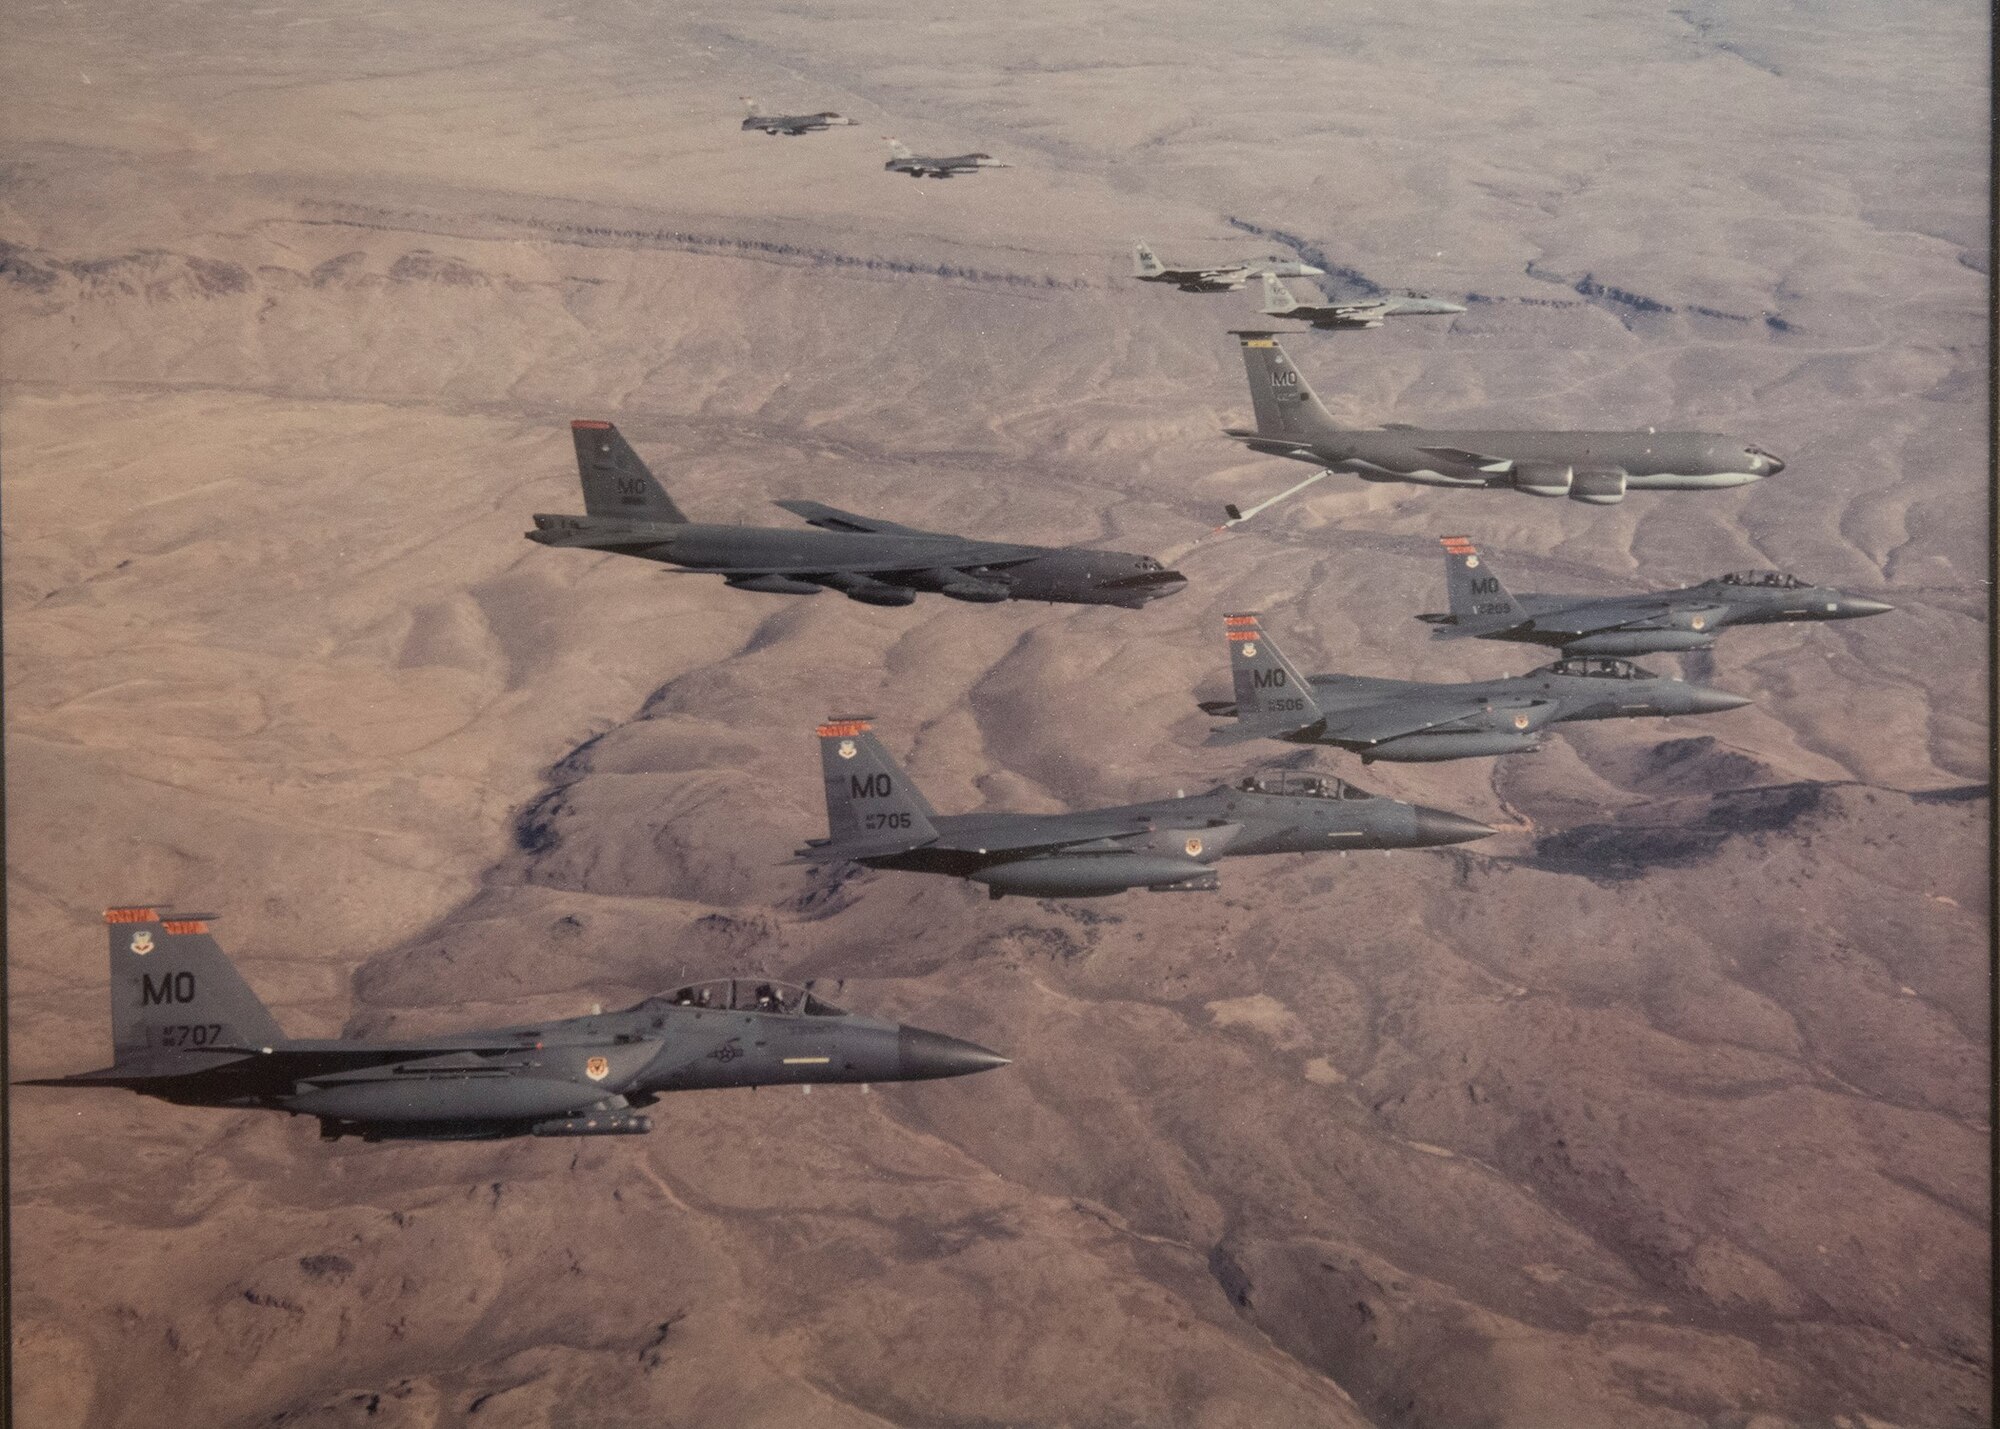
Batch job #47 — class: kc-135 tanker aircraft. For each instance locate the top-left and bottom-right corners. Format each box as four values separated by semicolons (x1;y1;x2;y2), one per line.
528;421;1186;608
1224;331;1784;505
23;910;1009;1142
1203;615;1751;761
1420;536;1893;655
795;720;1493;899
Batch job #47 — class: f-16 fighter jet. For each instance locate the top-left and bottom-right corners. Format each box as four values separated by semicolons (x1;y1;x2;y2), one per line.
882;137;1010;178
740;98;858;135
1223;331;1785;505
1259;273;1466;330
1202;615;1750;762
528;422;1186;609
1131;241;1324;293
795;720;1493;900
1419;536;1894;656
22;908;1008;1143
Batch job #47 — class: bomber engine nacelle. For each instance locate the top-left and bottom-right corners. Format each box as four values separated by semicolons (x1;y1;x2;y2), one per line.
1570;469;1627;504
970;854;1215;899
1512;462;1573;497
898;568;1012;603
725;574;824;595
816;573;919;606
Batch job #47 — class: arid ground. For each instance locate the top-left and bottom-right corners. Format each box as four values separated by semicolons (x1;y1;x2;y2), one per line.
4;1;1988;1425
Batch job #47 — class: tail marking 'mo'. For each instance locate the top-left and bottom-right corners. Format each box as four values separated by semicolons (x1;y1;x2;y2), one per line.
816;720;939;848
571;421;689;522
1214;615;1324;744
104;907;285;1058
1441;536;1525;629
1133;241;1165;278
1232;332;1340;440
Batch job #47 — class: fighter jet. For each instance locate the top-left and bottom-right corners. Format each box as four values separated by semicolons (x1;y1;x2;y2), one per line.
1418;536;1895;655
527;422;1186;609
1259;273;1466;330
1202;614;1751;762
794;719;1493;900
740;98;858;136
1131;241;1324;293
882;137;1010;178
21;908;1008;1143
1222;331;1785;506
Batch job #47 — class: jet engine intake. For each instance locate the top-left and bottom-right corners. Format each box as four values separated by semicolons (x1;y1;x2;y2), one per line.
1570;469;1627;504
1512;462;1573;497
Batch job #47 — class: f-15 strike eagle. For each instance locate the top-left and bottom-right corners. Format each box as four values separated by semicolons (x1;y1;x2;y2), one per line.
1420;536;1894;656
794;720;1493;900
527;422;1186;609
1131;241;1324;293
21;909;1008;1143
740;98;858;135
1223;331;1785;506
1202;615;1751;762
882;137;1009;178
1259;273;1466;329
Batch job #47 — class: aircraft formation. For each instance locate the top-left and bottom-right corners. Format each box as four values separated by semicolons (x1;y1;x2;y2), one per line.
30;92;1896;1145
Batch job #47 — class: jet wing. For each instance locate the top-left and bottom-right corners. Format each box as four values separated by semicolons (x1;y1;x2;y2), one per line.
792;834;942;865
772;500;946;537
1415;446;1515;473
1327;694;1556;746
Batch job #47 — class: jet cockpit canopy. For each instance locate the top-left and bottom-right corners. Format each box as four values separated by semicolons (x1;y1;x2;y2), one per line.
633;979;847;1018
1236;770;1375;800
1542;656;1659;681
1718;570;1806;589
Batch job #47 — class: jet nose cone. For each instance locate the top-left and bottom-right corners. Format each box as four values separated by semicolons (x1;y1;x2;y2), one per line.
1763;453;1786;474
1687;686;1753;715
897;1026;1011;1080
1411;807;1497;846
1842;596;1894;617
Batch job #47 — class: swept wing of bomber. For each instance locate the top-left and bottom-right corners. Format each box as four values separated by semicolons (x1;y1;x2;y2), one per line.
527;422;1186;609
1419;536;1894;656
22;908;1008;1143
795;719;1493;900
1202;614;1751;763
1223;331;1785;506
740;98;859;135
1132;241;1324;293
882;138;1009;178
1258;273;1466;329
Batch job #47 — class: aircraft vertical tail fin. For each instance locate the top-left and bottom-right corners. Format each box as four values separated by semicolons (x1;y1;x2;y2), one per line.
883;137;913;160
741;96;760;116
1215;615;1323;739
571;421;688;522
816;720;939;848
1133;241;1166;278
1260;273;1303;314
1231;332;1341;439
1440;536;1524;628
103;908;285;1058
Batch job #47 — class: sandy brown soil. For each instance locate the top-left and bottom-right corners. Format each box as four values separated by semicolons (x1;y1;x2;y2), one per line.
4;0;1988;1425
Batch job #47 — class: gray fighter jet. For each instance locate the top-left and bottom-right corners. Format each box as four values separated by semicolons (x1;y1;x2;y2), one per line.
794;719;1493;899
1132;241;1324;293
1202;614;1751;762
1419;535;1894;655
882;138;1010;178
1259;274;1466;330
741;98;858;136
22;908;1008;1143
1223;331;1785;506
527;422;1186;609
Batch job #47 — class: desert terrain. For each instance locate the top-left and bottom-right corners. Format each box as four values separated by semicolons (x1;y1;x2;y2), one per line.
3;0;1989;1425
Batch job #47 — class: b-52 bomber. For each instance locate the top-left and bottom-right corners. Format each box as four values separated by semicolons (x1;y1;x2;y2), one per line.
740;98;858;136
882;138;1009;178
22;908;1008;1143
795;719;1492;900
1224;331;1785;505
1131;241;1324;293
1420;536;1894;655
1203;614;1750;762
1259;274;1466;330
528;422;1186;609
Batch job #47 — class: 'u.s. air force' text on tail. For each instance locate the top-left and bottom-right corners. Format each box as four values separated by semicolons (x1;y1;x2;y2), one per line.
793;718;1491;899
527;421;1186;610
1223;332;1784;509
20;907;1009;1143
